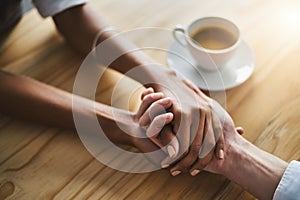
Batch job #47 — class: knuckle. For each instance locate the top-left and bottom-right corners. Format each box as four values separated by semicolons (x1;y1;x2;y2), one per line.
173;107;183;117
206;98;214;107
183;154;198;167
202;101;213;112
148;100;158;110
176;162;190;172
217;143;224;150
205;105;212;113
217;139;225;149
189;144;201;155
181;144;190;154
143;94;153;102
138;118;148;128
152;115;160;123
145;92;162;102
176;161;185;168
138;119;144;127
198;107;208;116
178;149;189;159
152;116;164;128
197;161;207;169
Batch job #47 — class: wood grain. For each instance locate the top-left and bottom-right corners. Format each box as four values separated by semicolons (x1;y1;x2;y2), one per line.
1;0;300;199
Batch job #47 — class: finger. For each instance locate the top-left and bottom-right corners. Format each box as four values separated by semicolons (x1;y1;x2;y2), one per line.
161;117;191;170
173;114;191;159
134;137;167;167
188;113;216;176
139;97;172;127
212;111;225;160
198;112;215;159
215;133;225;160
168;110;206;174
141;87;154;100
189;148;214;176
159;126;180;163
182;79;210;100
152;126;178;168
172;109;191;155
146;112;173;140
182;79;201;95
215;132;225;160
236;127;244;135
136;92;164;119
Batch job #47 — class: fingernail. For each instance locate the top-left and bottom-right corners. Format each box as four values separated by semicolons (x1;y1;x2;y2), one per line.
190;169;200;176
161;98;171;104
166;112;173;120
161;163;169;168
219;149;224;159
148;87;154;92
167;145;176;158
171;170;181;176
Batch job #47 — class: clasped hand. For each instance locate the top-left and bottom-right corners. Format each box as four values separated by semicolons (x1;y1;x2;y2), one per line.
133;79;232;177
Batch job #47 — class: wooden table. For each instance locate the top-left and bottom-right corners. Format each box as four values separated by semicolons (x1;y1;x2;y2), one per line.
1;0;300;199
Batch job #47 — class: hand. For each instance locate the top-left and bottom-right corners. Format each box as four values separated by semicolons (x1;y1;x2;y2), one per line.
181;79;244;175
126;88;178;166
149;76;225;175
138;85;225;176
134;87;179;158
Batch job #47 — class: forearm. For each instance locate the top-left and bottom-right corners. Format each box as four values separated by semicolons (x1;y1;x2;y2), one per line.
52;4;176;87
0;71;76;128
0;71;133;145
223;134;288;200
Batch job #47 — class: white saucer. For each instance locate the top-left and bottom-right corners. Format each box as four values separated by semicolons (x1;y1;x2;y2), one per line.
167;40;255;91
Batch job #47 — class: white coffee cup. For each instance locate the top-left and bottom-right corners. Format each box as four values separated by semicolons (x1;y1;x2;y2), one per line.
173;17;241;71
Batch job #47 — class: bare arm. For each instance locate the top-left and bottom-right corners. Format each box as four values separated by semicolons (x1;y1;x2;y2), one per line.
52;4;225;167
52;4;159;78
0;70;174;165
202;108;288;200
0;70;130;145
0;4;171;160
139;90;288;199
218;133;287;199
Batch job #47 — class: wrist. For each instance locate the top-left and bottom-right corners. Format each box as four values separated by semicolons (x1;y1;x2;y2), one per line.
205;131;244;176
221;133;288;199
221;133;252;178
145;65;177;87
128;62;178;89
94;103;137;146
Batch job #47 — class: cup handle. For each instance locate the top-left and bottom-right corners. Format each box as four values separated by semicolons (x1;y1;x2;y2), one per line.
172;25;187;46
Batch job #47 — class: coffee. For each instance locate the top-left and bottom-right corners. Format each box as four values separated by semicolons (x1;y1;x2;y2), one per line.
173;17;240;70
191;26;236;50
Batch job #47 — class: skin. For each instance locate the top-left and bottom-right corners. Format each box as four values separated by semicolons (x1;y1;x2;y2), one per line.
0;71;173;164
138;85;225;174
206;129;288;200
141;86;288;200
52;4;226;166
1;3;288;199
1;3;224;167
